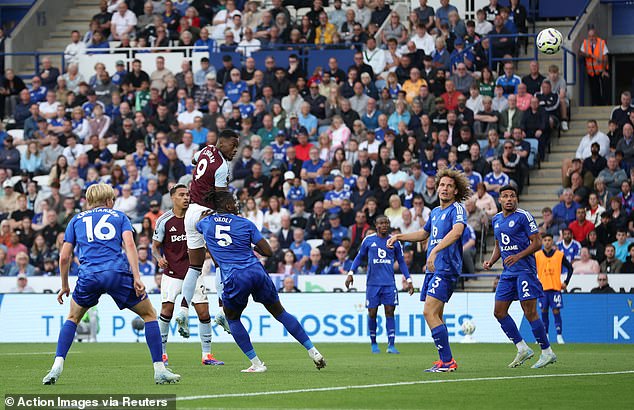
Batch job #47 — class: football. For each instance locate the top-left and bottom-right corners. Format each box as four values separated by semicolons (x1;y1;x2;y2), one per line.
461;320;476;336
536;28;563;54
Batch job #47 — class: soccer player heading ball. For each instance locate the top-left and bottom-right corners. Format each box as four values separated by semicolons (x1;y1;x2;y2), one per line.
483;185;557;369
387;169;471;372
346;215;414;354
196;191;326;373
178;129;240;337
43;183;180;385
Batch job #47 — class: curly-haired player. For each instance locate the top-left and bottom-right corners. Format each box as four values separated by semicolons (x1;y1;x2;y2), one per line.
387;169;471;372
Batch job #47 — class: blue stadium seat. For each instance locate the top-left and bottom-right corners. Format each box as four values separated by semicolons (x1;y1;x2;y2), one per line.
306;49;355;76
252;50;296;71
208;52;242;71
525;138;539;169
478;139;488;150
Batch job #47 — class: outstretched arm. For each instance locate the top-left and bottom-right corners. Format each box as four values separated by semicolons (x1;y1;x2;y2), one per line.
387;229;429;248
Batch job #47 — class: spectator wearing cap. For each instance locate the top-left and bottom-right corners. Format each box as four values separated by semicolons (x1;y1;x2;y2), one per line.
193;57;215;87
10;272;34;292
144;199;164;230
111;60;128;86
271;130;291;162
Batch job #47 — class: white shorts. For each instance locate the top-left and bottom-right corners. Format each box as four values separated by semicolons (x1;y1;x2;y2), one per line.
160;274;207;304
185;202;212;249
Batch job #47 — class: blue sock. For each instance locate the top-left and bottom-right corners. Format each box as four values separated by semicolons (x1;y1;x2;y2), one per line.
55;320;77;359
431;324;452;362
144;321;163;363
228;319;256;359
386;316;395;346
529;319;550;350
181;266;202;306
541;310;550;333
368;316;377;344
553;312;562;335
275;311;313;350
497;315;523;345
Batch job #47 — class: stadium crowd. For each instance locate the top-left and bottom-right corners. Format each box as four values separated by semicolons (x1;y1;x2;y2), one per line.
0;0;630;284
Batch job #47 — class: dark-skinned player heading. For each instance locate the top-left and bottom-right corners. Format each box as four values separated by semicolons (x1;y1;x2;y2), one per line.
177;129;239;337
346;215;414;354
196;191;326;373
152;183;224;366
483;185;557;369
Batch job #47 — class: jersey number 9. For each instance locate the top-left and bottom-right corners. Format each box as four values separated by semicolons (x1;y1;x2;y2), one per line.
82;215;116;242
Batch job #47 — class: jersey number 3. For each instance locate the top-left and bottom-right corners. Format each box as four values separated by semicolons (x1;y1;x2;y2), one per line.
82;215;116;242
215;225;232;247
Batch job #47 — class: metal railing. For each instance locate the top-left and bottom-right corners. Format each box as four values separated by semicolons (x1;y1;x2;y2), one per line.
0;50;65;79
487;32;538;68
567;0;594;40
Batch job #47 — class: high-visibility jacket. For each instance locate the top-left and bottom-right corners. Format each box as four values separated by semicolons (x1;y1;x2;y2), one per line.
536;249;564;291
583;37;608;77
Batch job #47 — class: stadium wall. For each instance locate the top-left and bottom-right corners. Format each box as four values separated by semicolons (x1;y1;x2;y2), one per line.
0;293;632;344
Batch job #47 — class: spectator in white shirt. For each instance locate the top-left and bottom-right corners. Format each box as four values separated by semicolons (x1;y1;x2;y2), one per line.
114;184;138;221
410;23;435;55
392;208;422;234
362;37;386;82
358;130;381;161
237;27;260;57
575;119;610;159
39;91;60;120
175;131;199;165
111;2;137;41
63;31;86;66
386;158;408;192
177;97;203;129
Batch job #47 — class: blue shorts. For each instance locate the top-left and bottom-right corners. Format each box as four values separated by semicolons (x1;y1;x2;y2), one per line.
540;290;563;310
221;265;280;312
495;273;544;302
420;272;458;303
72;270;146;310
366;285;398;309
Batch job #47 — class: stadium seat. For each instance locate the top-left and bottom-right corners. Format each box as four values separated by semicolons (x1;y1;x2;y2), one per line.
9;175;20;185
16;145;27;157
208;52;241;71
307;239;323;249
33;175;49;188
8;129;24;143
525;138;539;169
478;139;487;150
252;50;295;71
107;143;117;154
306;49;355;78
133;223;142;234
114;159;126;167
83;144;92;152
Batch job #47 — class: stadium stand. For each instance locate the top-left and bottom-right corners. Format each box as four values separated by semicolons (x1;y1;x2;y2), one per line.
0;0;631;296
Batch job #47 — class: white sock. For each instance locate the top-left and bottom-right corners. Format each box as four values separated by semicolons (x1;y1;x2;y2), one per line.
250;356;263;366
516;340;530;352
180;306;189;316
153;361;166;372
542;346;553;355
307;347;319;357
200;320;212;355
53;356;64;369
158;317;170;355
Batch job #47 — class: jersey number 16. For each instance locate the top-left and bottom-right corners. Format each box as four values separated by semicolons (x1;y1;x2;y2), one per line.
82;215;116;242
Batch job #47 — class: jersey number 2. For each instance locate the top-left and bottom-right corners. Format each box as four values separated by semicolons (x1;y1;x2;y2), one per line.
82;215;116;242
215;225;232;247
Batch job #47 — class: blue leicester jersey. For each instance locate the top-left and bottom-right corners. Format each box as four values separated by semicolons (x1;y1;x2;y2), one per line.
350;234;410;286
63;208;133;273
492;209;539;277
196;213;264;282
424;202;467;275
556;239;581;263
466;172;482;192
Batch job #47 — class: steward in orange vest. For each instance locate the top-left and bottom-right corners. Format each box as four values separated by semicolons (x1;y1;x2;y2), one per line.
580;27;610;106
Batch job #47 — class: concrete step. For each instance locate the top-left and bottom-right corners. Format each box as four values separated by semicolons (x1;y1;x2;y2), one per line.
545;152;577;161
534;21;575;30
528;175;563;185
523;184;560;195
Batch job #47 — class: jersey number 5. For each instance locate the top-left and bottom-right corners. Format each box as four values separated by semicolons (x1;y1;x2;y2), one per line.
215;225;232;247
82;215;116;242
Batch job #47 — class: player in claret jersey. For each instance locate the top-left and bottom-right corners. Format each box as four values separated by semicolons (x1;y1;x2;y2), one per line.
346;215;414;354
43;184;180;385
152;184;224;366
484;185;557;369
197;191;326;373
177;129;239;337
387;169;471;373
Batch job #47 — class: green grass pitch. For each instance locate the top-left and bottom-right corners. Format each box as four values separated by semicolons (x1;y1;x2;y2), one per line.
1;343;633;409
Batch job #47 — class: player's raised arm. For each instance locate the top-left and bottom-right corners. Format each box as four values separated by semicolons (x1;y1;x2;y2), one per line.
123;230;145;297
386;228;429;249
57;242;74;304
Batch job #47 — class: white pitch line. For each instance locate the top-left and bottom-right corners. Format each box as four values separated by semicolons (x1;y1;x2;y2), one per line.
178;370;634;401
0;351;82;356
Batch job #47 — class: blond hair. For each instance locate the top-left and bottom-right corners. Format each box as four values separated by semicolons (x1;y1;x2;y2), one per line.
86;183;115;209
